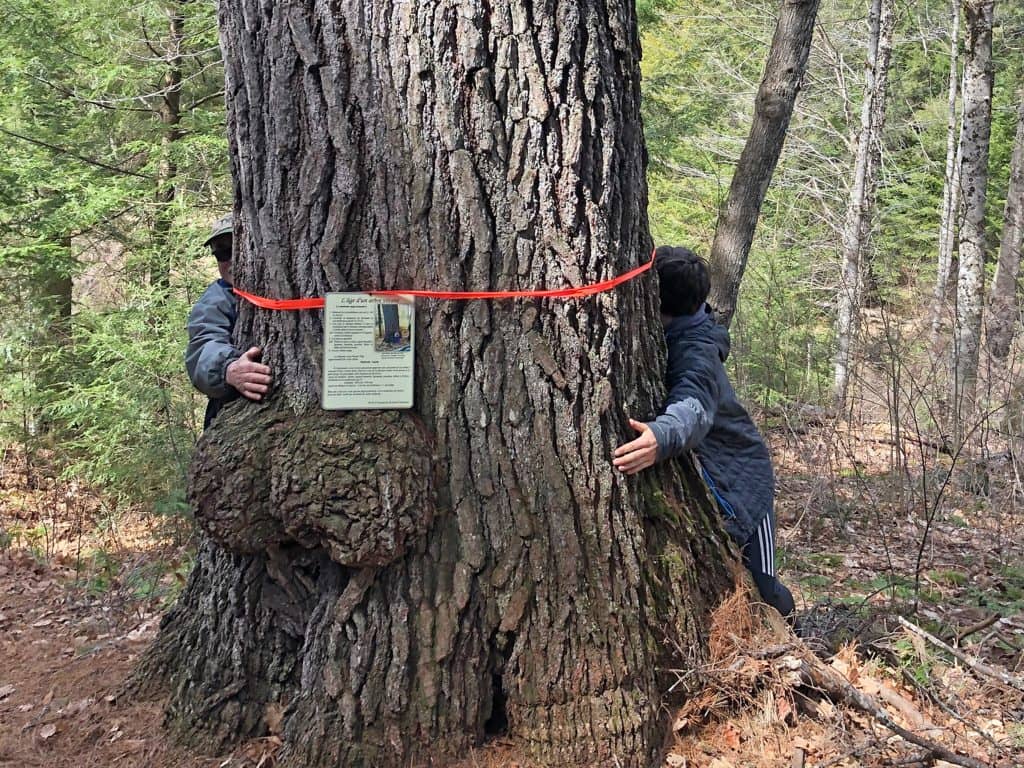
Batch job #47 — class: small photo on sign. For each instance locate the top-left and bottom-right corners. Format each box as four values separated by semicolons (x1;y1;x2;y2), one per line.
374;303;413;353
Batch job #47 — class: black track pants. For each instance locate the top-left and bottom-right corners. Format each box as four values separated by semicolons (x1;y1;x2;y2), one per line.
742;509;795;618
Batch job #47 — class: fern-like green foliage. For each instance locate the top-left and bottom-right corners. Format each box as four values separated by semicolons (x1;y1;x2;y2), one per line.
1;0;1021;513
0;0;229;511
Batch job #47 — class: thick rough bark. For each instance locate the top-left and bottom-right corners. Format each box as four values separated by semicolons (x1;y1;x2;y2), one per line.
986;97;1024;359
953;0;995;426
134;2;736;767
930;1;963;344
189;405;435;566
129;540;316;750
833;0;895;409
707;0;822;327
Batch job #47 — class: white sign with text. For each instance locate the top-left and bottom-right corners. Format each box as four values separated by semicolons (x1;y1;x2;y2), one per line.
322;293;415;410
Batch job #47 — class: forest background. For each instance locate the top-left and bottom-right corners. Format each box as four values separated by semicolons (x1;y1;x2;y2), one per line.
4;0;1023;507
0;0;1023;762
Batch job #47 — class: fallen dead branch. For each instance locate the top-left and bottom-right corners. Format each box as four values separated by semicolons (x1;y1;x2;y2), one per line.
953;613;1001;645
898;615;1024;694
786;648;989;768
671;589;1000;768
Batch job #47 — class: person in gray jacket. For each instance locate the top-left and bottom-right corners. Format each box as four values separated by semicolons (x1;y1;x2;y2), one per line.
185;214;272;429
613;246;794;617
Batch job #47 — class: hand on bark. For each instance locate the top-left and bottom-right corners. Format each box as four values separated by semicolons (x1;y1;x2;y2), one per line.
226;346;272;401
613;419;659;474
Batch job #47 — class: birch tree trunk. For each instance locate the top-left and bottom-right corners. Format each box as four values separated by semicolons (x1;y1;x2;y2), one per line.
833;0;895;409
953;0;995;427
930;1;963;344
707;0;822;327
131;2;734;767
986;97;1024;360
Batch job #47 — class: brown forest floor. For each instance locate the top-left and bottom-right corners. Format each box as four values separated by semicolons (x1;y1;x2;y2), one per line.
2;414;1023;767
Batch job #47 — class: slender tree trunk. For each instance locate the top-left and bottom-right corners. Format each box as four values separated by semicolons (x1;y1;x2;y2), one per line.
132;3;735;767
35;236;74;431
953;0;995;430
152;1;185;288
833;0;895;409
986;97;1024;359
707;0;822;327
931;1;963;344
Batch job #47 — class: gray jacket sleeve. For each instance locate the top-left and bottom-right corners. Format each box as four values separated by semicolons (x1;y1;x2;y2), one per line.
185;283;240;399
646;349;720;462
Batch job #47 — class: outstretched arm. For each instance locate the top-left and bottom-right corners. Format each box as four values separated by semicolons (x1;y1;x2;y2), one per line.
612;419;659;474
185;290;272;402
613;351;720;474
185;294;240;399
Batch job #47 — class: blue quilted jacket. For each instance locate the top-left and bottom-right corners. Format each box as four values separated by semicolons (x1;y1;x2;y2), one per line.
185;279;240;428
645;305;774;545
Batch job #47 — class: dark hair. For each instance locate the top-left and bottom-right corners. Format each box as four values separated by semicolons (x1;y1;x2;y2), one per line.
655;245;709;316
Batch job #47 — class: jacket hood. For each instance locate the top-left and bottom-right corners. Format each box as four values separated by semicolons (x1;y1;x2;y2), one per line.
665;304;731;362
708;320;731;362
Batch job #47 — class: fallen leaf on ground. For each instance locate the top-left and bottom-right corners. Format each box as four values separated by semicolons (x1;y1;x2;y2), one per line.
39;723;57;740
64;697;94;715
0;684;15;699
720;723;741;749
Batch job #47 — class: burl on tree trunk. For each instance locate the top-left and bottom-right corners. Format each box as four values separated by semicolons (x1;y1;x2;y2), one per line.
131;2;736;766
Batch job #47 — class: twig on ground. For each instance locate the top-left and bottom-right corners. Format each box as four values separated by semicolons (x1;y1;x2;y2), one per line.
788;649;988;768
814;736;880;768
864;434;953;455
954;613;1001;645
893;663;1002;749
753;642;799;659
898;615;1024;693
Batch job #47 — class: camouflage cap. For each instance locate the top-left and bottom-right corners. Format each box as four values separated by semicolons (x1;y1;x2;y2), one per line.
203;213;234;246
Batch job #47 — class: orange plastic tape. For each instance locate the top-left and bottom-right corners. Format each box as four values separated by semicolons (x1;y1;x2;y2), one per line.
233;248;656;309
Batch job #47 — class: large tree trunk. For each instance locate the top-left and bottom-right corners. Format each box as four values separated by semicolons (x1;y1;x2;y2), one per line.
953;0;995;430
833;0;895;410
133;2;735;767
986;96;1024;360
930;0;963;344
706;0;822;327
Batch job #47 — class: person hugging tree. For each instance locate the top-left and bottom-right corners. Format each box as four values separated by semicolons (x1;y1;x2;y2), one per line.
613;245;794;618
185;213;272;429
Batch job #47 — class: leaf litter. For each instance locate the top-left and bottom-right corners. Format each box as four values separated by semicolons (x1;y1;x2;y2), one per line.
2;411;1023;767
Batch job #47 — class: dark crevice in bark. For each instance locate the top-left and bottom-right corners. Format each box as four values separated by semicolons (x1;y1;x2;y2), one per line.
484;629;514;736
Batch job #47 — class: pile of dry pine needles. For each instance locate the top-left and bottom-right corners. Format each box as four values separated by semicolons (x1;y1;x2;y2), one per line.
666;584;1022;767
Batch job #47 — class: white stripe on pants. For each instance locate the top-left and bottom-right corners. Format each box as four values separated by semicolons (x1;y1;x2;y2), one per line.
753;512;775;577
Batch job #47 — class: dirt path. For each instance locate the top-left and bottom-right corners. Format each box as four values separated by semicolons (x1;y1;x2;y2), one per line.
0;549;220;768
